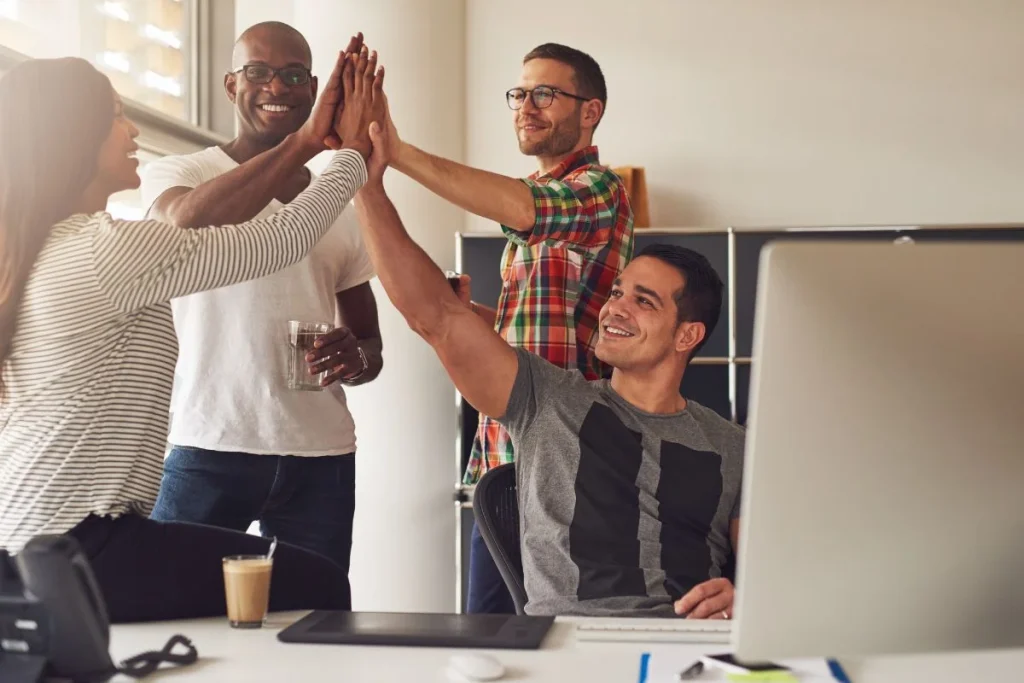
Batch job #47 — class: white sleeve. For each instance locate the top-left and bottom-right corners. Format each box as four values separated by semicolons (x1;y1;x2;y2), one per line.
334;207;376;292
92;150;368;313
139;154;206;214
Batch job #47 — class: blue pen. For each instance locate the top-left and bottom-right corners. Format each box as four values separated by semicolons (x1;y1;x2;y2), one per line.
637;652;651;683
827;658;852;683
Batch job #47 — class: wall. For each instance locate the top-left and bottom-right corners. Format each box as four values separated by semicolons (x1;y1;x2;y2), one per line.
234;0;291;28
236;0;464;613
203;0;238;137
466;0;1024;230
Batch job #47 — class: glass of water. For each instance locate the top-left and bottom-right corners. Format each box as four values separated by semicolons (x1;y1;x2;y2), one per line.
287;321;332;391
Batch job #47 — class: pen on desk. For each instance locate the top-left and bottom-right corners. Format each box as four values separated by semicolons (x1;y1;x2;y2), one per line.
827;658;852;683
676;659;704;680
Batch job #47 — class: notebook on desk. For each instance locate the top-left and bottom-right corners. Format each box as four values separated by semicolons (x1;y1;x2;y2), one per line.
277;611;555;650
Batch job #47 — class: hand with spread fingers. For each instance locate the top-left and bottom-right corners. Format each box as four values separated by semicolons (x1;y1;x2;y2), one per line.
362;71;390;184
379;88;402;168
674;577;735;620
300;32;364;153
331;44;384;162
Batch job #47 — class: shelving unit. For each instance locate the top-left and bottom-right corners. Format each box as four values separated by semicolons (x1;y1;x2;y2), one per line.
451;222;1024;611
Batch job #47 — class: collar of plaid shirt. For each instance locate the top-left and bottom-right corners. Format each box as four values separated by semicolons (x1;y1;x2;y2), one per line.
529;145;601;181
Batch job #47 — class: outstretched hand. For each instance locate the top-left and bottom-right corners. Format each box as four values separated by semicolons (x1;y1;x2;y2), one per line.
331;45;384;162
365;121;388;182
299;33;363;153
380;89;402;168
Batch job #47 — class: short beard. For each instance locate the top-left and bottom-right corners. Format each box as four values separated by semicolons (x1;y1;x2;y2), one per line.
519;112;582;157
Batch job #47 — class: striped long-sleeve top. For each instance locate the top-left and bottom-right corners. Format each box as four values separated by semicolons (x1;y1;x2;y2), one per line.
0;150;367;552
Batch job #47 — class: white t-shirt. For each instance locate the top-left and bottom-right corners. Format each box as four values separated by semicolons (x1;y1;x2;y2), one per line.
140;147;375;456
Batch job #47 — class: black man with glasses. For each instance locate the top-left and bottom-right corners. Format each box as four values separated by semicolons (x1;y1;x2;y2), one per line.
139;23;382;598
378;42;635;614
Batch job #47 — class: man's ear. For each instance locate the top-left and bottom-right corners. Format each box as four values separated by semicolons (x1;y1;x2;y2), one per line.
676;321;706;355
224;73;237;103
581;99;603;130
310;74;319;102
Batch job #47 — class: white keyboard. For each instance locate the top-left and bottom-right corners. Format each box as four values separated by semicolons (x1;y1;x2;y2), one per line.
574;618;732;644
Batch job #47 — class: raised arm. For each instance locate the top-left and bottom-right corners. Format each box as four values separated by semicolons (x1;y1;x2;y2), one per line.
95;49;384;313
502;167;626;250
144;36;366;228
352;131;517;419
95;150;366;313
383;102;625;250
449;275;498;328
392;141;536;232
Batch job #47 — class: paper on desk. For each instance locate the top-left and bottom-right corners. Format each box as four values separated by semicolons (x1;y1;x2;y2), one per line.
639;647;837;683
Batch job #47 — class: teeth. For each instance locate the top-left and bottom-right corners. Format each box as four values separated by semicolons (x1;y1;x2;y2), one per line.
261;104;290;112
605;326;634;337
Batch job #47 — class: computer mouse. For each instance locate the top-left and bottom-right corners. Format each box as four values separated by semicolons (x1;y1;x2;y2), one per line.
446;653;505;682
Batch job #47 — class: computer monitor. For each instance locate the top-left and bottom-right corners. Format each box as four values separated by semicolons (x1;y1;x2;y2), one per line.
733;240;1024;661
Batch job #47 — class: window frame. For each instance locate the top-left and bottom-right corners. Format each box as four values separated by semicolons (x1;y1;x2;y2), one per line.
0;0;235;157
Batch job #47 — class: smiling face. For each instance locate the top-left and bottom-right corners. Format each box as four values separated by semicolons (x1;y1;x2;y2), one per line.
512;58;601;159
226;24;316;147
93;92;141;193
595;256;708;372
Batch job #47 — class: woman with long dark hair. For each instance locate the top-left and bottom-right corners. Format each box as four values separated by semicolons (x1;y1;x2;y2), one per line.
0;50;382;622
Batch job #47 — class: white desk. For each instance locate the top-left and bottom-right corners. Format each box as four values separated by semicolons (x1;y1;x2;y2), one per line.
110;613;633;683
109;612;1024;682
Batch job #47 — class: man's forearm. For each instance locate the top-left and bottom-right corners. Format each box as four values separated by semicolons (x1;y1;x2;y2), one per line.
353;183;453;337
394;143;535;231
471;302;497;328
152;133;322;228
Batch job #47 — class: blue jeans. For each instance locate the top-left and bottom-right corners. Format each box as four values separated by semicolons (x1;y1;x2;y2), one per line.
151;446;356;575
467;521;516;614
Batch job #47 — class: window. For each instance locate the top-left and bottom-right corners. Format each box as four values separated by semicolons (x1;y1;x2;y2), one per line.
0;0;194;121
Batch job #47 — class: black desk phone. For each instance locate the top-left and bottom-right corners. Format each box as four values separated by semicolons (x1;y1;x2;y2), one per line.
0;535;197;682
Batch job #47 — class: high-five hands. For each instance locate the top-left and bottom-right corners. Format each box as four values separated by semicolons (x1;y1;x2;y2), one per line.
298;33;364;154
330;45;385;162
295;33;386;167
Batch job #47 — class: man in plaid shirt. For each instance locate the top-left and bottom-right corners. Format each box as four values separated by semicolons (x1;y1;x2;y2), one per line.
380;43;634;613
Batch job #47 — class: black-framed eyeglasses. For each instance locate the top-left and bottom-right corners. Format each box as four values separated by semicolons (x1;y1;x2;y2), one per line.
506;86;589;110
230;64;312;86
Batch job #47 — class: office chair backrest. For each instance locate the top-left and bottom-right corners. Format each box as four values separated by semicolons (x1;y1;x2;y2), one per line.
471;463;527;614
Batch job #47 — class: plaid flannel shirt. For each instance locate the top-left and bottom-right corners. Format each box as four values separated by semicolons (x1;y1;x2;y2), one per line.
464;146;635;485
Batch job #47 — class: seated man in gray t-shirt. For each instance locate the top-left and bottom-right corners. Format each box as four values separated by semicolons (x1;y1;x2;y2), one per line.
503;340;743;618
349;150;743;619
